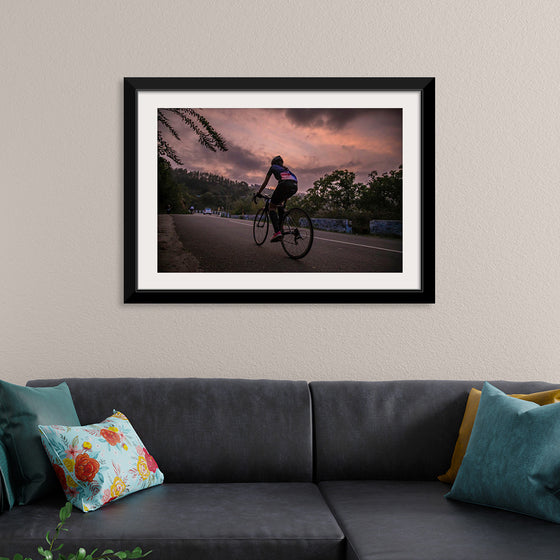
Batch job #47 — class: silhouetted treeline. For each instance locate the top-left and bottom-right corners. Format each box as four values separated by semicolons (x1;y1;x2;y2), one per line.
158;158;403;231
158;159;255;214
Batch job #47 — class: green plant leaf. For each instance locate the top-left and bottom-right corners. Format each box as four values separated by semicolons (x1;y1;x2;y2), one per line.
114;553;127;560
64;502;73;518
100;551;114;556
14;554;23;560
59;502;72;522
38;548;53;560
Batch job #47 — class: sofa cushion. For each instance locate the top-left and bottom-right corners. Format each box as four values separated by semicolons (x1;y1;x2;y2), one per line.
438;386;560;483
0;380;80;504
39;411;164;512
27;378;313;483
446;382;560;523
0;483;345;560
320;480;560;560
310;380;559;480
0;439;15;511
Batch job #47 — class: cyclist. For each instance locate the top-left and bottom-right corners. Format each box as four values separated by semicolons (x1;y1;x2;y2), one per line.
253;156;298;242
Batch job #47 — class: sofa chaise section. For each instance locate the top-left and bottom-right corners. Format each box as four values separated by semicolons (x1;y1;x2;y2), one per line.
320;480;560;560
310;380;560;560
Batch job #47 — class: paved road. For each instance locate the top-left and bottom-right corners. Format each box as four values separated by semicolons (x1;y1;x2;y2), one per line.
173;214;402;273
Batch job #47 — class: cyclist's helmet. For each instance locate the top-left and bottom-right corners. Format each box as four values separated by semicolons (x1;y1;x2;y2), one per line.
271;155;283;166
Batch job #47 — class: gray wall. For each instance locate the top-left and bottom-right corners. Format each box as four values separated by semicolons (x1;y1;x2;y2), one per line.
3;1;560;384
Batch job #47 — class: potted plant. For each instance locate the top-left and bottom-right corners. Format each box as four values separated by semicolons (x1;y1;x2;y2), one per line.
0;502;151;560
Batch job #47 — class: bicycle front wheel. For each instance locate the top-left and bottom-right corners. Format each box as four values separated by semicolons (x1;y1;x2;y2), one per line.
253;208;269;245
281;208;314;259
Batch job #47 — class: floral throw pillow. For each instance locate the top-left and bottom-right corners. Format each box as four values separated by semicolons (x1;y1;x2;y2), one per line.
38;411;164;512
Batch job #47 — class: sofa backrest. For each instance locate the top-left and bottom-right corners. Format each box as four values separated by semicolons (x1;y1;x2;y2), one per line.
27;378;313;483
310;380;559;481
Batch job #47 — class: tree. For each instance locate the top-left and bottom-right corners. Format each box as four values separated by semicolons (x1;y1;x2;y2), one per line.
359;165;402;219
302;169;362;216
158;108;228;165
299;185;324;216
158;157;185;212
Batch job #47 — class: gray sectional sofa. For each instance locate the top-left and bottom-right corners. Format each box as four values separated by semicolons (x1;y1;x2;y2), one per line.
2;377;560;559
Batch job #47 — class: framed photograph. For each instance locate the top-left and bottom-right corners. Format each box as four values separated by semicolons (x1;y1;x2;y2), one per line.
124;77;434;303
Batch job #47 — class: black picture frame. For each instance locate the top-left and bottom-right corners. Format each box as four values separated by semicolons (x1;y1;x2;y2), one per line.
124;77;435;303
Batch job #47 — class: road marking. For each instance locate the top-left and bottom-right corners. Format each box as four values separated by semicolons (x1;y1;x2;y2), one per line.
314;236;402;253
222;218;402;254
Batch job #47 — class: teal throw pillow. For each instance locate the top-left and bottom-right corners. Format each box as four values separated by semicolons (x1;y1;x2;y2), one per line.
0;439;15;511
39;411;164;512
446;382;560;523
0;380;80;504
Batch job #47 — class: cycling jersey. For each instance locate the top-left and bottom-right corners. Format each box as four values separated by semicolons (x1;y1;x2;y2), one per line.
269;164;297;184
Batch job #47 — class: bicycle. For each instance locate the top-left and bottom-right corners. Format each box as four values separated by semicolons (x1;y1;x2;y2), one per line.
252;194;314;259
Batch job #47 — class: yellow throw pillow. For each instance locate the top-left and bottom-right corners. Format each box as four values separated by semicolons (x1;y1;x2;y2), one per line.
438;387;560;484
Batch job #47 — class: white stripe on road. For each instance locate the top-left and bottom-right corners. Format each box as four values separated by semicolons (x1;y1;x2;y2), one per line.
314;236;402;253
223;218;402;254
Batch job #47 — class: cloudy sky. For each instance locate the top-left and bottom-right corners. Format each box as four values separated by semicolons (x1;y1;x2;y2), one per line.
159;108;402;191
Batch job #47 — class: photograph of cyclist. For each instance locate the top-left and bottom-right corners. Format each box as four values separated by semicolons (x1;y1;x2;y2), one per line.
157;107;403;273
253;156;298;242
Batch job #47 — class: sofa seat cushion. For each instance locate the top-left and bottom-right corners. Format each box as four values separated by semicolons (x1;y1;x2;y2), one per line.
319;481;560;560
0;483;344;560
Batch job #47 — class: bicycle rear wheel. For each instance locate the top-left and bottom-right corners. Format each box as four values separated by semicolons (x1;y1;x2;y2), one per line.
280;208;314;259
253;208;269;245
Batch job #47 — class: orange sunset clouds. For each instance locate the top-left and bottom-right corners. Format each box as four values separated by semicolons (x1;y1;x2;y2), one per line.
158;108;402;190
